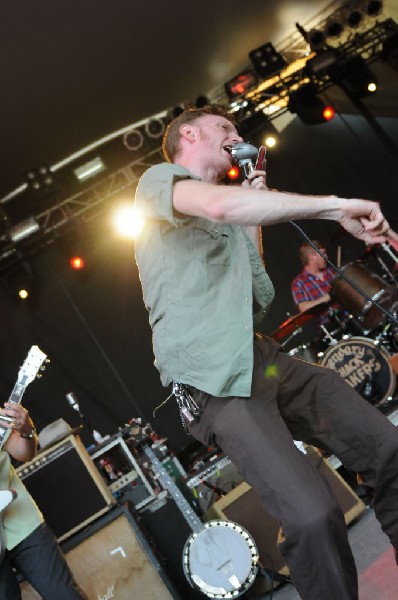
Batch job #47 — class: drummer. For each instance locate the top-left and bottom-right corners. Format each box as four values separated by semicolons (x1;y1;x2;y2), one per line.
291;240;335;313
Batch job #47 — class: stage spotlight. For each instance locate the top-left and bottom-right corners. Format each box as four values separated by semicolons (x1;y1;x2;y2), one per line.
73;157;105;182
25;164;54;191
112;205;144;239
288;84;335;125
70;256;85;270
123;128;144;151
264;134;277;148
249;43;287;79
9;216;40;243
237;110;279;147
328;55;378;97
6;262;36;302
144;118;165;139
225;70;258;99
307;29;327;52
226;166;241;182
167;105;185;121
323;105;335;121
195;95;209;108
363;0;383;18
346;7;365;29
325;16;345;39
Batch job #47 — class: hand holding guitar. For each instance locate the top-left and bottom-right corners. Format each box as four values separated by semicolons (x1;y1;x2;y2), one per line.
0;403;35;439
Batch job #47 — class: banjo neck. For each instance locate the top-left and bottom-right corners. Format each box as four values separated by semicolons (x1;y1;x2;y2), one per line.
143;444;204;534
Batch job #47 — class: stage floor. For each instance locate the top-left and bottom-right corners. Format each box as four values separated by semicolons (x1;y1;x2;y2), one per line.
268;506;397;599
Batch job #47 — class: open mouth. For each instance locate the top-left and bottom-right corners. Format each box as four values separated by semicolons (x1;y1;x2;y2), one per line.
223;145;232;154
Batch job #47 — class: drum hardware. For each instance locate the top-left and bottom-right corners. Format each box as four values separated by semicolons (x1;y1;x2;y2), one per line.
270;302;330;343
382;242;398;264
319;323;339;346
361;243;398;285
280;327;303;349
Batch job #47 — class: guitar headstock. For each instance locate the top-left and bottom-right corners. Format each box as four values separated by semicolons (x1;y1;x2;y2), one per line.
17;345;48;386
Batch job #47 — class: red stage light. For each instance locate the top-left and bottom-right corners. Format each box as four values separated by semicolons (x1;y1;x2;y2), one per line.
227;166;240;180
323;105;335;121
70;256;85;270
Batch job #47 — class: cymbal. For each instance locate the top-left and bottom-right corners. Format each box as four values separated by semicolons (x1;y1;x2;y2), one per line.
270;302;329;342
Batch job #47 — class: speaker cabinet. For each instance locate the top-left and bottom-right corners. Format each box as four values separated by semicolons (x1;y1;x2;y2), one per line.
21;506;178;600
204;446;365;575
16;435;115;542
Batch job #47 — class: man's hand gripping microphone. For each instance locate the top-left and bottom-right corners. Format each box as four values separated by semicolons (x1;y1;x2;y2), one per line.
230;142;266;179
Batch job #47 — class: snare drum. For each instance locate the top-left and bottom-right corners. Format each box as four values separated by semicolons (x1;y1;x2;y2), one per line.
331;262;393;331
318;336;396;406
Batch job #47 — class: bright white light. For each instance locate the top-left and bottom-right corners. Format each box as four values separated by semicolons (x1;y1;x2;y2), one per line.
74;156;105;181
368;82;377;93
18;288;29;300
112;205;144;238
264;135;277;148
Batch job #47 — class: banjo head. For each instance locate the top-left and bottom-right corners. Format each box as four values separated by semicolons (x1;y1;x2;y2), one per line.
183;519;258;598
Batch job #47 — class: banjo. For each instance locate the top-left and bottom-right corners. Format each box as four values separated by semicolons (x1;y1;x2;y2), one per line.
143;443;259;598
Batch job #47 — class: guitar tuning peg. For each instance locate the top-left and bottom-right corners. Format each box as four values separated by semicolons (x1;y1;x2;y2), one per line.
40;365;46;371
45;358;50;363
36;373;42;378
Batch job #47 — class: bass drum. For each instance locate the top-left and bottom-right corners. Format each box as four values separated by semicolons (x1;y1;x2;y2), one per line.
318;337;396;407
183;520;258;598
331;262;393;331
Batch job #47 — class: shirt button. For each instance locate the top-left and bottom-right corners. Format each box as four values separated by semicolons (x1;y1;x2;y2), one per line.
244;325;249;330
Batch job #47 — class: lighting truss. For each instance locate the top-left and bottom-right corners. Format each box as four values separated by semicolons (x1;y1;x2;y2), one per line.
228;18;397;123
0;147;164;270
0;11;396;273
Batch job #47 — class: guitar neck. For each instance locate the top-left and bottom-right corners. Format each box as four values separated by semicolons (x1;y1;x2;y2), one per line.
0;377;29;451
144;446;204;534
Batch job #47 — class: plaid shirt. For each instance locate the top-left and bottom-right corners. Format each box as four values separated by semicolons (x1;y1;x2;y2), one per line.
291;267;336;306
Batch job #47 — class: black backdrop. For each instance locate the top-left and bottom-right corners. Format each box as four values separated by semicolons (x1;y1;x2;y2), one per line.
1;112;397;453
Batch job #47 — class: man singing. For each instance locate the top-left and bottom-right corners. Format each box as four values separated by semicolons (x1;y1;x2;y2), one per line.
134;104;398;600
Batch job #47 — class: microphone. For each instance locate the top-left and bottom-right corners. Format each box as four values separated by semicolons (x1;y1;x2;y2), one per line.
230;142;266;179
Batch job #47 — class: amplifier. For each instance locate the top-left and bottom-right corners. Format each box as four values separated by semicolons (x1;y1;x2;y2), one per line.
16;435;115;542
90;435;156;509
205;446;366;577
20;505;180;600
183;454;244;514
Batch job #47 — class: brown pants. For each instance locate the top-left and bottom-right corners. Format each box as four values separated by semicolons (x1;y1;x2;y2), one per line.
188;336;398;600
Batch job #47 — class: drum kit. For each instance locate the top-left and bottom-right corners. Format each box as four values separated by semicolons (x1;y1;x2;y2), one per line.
271;247;398;410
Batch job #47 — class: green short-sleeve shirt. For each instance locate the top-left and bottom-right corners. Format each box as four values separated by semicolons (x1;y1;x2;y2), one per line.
134;162;275;397
0;450;43;550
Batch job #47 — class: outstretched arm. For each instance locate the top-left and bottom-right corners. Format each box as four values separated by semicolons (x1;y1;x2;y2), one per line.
173;179;397;245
